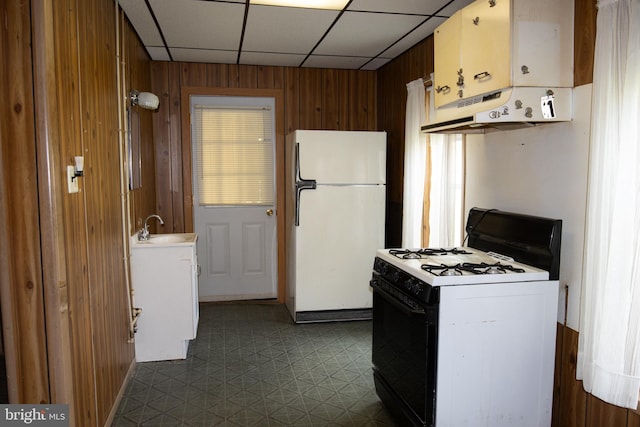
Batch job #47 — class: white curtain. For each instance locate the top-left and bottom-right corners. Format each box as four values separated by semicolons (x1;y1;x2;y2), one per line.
428;132;464;248
577;0;640;409
427;87;465;248
402;78;427;248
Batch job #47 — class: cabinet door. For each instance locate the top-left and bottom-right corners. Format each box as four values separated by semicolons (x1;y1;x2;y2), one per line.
460;0;511;100
434;11;462;108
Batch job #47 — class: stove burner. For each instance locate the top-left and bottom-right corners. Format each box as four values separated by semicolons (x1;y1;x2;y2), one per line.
389;249;423;259
389;248;473;259
421;262;526;276
420;263;464;276
440;268;463;276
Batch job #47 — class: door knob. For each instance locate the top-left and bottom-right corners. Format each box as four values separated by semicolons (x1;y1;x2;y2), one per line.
266;209;274;216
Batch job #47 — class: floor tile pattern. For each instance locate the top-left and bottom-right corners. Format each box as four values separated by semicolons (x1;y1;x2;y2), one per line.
112;303;398;426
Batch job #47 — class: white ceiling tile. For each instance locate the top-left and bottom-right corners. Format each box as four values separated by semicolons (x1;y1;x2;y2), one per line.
169;48;238;64
348;0;452;15
243;5;339;53
146;46;171;61
360;57;392;70
239;51;307;67
382;17;447;58
119;0;164;45
313;11;426;57
302;55;370;70
149;0;245;50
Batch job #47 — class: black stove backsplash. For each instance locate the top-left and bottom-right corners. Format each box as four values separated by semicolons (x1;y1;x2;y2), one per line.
465;207;562;280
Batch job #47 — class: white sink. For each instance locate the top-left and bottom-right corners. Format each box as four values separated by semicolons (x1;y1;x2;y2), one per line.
133;233;197;246
130;232;199;362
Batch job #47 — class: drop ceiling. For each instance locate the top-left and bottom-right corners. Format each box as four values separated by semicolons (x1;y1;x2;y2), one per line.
119;0;475;70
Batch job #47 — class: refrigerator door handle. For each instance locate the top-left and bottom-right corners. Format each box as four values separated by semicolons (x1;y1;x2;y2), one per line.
294;143;316;226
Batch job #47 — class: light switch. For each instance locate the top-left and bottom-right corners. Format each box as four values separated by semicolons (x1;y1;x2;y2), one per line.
67;165;79;193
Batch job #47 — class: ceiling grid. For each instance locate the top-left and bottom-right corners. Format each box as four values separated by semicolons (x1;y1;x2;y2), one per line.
119;0;475;70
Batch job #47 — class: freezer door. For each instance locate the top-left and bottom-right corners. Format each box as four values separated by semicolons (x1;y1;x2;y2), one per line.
295;130;386;185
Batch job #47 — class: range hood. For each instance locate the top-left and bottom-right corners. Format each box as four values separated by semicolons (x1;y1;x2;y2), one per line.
421;86;573;134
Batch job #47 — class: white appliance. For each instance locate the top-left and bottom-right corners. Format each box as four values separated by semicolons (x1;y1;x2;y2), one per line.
285;130;386;323
371;208;562;426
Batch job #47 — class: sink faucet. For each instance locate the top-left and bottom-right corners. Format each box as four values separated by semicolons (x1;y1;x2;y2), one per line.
138;214;164;241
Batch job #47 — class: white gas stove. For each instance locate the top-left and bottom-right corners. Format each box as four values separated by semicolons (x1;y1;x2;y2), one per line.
371;209;563;427
375;246;549;287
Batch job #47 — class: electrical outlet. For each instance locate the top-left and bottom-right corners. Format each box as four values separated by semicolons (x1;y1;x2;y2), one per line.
67;165;79;193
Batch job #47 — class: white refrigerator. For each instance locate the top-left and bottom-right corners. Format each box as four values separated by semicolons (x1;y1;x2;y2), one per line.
285;130;386;323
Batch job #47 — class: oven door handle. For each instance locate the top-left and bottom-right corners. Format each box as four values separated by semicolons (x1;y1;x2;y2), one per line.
370;279;425;317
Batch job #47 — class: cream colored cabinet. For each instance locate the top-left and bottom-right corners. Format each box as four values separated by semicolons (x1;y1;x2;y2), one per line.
433;12;462;107
434;0;573;108
130;233;199;362
460;0;511;101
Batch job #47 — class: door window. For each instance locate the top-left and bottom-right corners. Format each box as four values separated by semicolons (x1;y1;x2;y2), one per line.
192;104;274;206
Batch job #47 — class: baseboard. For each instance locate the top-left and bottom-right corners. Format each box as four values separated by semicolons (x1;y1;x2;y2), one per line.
103;358;136;427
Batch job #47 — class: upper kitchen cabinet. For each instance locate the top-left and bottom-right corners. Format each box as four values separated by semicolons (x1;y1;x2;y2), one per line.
433;12;465;107
433;0;573;109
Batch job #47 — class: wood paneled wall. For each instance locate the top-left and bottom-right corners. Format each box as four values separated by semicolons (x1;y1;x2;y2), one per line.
49;0;93;421
574;0;597;87
1;0;153;425
40;0;141;424
553;324;640;427
0;0;50;404
150;62;377;234
122;16;157;236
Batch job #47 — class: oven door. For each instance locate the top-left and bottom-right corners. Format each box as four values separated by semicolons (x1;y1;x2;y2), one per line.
371;272;438;427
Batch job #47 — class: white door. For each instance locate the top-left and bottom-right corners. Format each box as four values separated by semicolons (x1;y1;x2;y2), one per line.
191;96;277;301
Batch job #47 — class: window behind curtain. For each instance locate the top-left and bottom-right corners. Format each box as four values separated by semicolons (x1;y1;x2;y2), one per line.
192;105;274;206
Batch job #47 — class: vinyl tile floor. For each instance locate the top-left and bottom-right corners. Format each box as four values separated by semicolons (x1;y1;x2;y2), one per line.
112;303;398;426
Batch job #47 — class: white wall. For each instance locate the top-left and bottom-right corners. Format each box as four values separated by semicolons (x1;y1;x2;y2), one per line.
464;84;592;330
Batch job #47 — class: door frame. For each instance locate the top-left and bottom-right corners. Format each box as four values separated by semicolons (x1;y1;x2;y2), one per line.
181;87;286;303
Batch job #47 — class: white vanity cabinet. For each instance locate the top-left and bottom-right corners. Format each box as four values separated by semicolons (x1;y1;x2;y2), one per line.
130;233;199;362
433;0;573;108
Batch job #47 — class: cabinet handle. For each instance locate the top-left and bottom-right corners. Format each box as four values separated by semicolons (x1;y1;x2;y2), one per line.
435;85;450;94
489;0;496;7
457;89;464;98
473;16;480;25
457;69;464;87
474;71;491;81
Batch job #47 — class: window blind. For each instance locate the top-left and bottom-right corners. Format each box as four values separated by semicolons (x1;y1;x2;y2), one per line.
193;105;274;206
